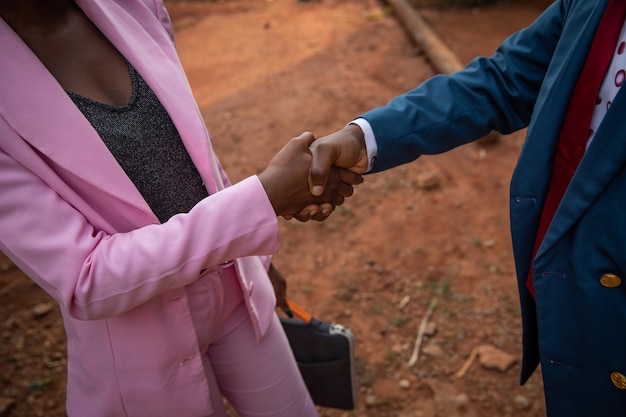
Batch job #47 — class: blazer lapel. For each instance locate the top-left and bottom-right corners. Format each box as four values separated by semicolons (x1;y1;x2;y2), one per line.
0;0;223;225
537;87;626;257
0;19;153;216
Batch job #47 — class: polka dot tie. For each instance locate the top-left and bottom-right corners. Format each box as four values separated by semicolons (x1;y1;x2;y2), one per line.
589;25;626;149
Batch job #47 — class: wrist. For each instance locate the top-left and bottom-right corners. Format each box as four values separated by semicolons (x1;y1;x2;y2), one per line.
345;123;365;146
348;119;376;172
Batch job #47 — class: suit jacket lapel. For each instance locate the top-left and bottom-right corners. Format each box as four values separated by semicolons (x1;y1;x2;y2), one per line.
513;0;615;260
512;0;607;205
538;86;626;257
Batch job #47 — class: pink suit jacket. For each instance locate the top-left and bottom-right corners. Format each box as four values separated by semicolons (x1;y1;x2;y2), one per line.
0;1;280;415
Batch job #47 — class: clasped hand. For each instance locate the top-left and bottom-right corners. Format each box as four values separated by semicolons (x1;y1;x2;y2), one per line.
258;131;363;221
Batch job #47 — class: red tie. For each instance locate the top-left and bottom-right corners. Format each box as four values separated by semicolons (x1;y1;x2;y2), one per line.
526;0;626;298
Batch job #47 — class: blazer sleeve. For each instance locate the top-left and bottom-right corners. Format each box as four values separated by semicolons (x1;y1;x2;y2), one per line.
216;158;273;271
0;141;279;320
363;0;567;172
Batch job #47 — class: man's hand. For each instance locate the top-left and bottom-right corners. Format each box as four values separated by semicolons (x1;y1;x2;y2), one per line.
258;132;363;219
308;123;369;196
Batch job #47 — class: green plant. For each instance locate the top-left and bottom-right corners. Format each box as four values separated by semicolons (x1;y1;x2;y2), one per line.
390;316;409;328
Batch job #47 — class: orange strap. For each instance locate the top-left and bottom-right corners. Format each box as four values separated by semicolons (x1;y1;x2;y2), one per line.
285;298;312;324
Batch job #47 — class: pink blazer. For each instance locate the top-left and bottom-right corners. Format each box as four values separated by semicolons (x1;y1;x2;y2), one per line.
0;1;280;415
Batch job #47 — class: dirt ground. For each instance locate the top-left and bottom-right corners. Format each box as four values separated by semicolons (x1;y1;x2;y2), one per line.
0;0;554;416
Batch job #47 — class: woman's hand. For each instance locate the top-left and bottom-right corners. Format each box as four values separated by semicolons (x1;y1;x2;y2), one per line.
268;263;288;312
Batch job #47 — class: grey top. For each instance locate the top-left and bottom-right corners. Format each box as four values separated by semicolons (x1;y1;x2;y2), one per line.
68;62;209;223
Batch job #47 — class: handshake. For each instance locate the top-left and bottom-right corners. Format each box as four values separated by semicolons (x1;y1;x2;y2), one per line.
257;124;369;222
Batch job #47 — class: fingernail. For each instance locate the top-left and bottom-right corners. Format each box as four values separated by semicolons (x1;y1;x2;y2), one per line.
312;185;323;196
322;208;331;216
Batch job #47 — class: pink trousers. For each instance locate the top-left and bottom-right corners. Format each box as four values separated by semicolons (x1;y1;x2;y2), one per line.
187;266;318;417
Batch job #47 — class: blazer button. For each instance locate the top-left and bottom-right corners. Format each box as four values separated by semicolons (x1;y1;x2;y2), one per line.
600;273;622;288
611;372;626;390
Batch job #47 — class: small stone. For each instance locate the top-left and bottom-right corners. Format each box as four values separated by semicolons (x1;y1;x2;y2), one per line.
399;379;411;389
453;393;470;406
424;322;438;337
0;262;13;273
477;344;517;372
481;239;496;248
32;303;54;318
391;343;404;353
514;394;531;411
398;295;410;309
416;172;441;190
365;394;377;407
422;343;446;358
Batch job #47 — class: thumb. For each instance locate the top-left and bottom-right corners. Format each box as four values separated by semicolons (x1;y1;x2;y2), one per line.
293;131;316;149
308;141;338;196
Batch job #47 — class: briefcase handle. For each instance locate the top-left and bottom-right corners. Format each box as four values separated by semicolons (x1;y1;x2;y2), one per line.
283;298;312;324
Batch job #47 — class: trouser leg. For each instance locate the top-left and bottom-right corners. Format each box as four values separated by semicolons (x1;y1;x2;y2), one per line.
207;305;318;417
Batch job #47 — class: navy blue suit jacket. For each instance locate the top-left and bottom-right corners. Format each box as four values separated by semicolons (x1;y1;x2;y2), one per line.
361;0;626;414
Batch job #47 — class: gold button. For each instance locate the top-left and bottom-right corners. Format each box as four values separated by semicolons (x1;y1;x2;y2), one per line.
611;372;626;390
600;273;622;288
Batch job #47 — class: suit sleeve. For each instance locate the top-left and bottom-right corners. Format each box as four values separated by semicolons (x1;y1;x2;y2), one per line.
364;0;567;172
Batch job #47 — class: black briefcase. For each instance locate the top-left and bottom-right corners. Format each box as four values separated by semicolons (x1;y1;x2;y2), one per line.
280;299;357;410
